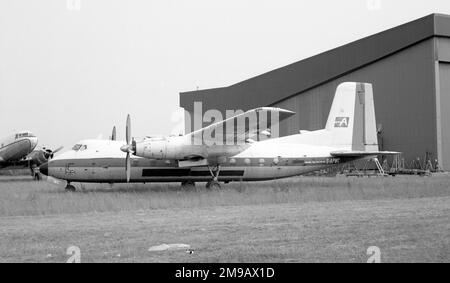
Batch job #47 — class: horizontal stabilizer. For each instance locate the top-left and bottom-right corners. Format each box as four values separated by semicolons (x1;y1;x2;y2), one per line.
331;151;400;157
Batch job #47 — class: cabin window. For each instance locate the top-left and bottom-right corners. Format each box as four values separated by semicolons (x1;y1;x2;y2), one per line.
79;145;87;151
16;132;35;138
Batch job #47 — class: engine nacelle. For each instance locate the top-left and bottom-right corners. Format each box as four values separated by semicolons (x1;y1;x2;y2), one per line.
135;136;205;160
27;150;50;165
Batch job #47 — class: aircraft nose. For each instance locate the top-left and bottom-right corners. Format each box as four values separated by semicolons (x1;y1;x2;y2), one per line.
39;162;49;176
30;137;38;150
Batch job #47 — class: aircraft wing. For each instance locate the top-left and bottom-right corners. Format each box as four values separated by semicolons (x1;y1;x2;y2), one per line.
186;107;295;145
331;151;400;157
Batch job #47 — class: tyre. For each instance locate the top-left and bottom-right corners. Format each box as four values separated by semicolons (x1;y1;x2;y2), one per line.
206;181;221;190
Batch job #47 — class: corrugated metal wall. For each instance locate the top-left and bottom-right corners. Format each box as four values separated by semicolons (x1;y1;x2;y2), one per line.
180;15;450;170
180;14;443;113
273;39;437;164
439;63;450;170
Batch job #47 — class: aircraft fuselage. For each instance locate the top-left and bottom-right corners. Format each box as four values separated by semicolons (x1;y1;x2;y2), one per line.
0;132;38;168
42;139;362;183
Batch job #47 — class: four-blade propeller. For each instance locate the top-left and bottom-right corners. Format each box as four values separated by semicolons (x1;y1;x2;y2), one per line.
120;114;136;182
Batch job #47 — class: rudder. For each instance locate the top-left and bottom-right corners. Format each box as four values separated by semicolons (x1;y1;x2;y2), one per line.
325;82;379;151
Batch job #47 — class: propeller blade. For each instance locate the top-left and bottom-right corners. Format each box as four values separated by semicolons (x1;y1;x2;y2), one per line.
126;114;131;145
126;152;131;183
122;114;133;182
52;146;64;154
111;126;117;141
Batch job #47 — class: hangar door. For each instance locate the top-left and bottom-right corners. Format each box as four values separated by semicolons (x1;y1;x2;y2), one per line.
439;63;450;171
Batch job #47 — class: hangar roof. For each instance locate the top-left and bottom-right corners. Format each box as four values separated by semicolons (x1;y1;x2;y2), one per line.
180;13;450;111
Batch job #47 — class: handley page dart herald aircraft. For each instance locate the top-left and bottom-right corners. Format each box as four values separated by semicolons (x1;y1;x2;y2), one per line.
40;82;398;191
0;131;63;179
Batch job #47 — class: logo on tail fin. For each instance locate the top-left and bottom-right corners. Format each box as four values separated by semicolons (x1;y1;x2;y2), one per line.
334;117;349;128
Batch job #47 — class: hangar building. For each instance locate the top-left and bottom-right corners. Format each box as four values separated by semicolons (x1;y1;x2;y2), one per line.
180;14;450;171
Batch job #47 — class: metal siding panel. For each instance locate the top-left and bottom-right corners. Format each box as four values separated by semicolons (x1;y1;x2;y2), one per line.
437;38;450;62
435;14;450;37
179;19;446;166
439;63;450;170
180;14;444;112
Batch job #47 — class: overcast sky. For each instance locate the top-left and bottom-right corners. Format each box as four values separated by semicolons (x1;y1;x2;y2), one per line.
1;0;450;150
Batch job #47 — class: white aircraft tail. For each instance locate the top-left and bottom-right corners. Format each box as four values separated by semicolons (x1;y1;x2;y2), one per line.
324;82;379;151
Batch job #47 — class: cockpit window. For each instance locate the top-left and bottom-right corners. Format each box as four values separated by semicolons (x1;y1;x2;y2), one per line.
15;132;35;139
72;144;82;151
72;144;87;151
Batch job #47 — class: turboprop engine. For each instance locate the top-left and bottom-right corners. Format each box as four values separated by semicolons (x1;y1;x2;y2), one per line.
134;136;205;160
27;146;64;166
119;115;207;182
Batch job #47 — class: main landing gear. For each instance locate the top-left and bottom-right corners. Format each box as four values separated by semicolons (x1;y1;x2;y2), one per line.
30;165;41;181
181;180;196;190
206;165;222;190
65;182;76;192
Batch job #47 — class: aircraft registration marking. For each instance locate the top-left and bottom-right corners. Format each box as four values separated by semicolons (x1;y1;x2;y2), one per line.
65;163;76;175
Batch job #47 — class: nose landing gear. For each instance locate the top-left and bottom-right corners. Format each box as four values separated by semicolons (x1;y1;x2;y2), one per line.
206;165;222;190
30;164;41;181
65;182;76;192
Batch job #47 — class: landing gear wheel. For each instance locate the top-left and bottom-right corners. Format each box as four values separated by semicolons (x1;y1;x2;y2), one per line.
206;180;221;190
33;173;41;181
181;181;196;190
65;184;76;192
30;165;41;181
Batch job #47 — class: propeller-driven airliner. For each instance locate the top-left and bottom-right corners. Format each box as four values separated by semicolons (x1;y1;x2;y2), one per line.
40;82;398;191
0;131;62;179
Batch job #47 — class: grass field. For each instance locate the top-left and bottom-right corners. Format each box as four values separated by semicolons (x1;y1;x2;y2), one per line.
0;174;449;262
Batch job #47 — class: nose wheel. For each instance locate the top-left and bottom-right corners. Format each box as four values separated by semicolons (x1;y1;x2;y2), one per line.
206;165;222;190
30;165;41;181
65;183;76;192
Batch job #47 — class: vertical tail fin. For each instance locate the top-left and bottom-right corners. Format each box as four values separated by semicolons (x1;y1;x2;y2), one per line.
325;82;379;151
